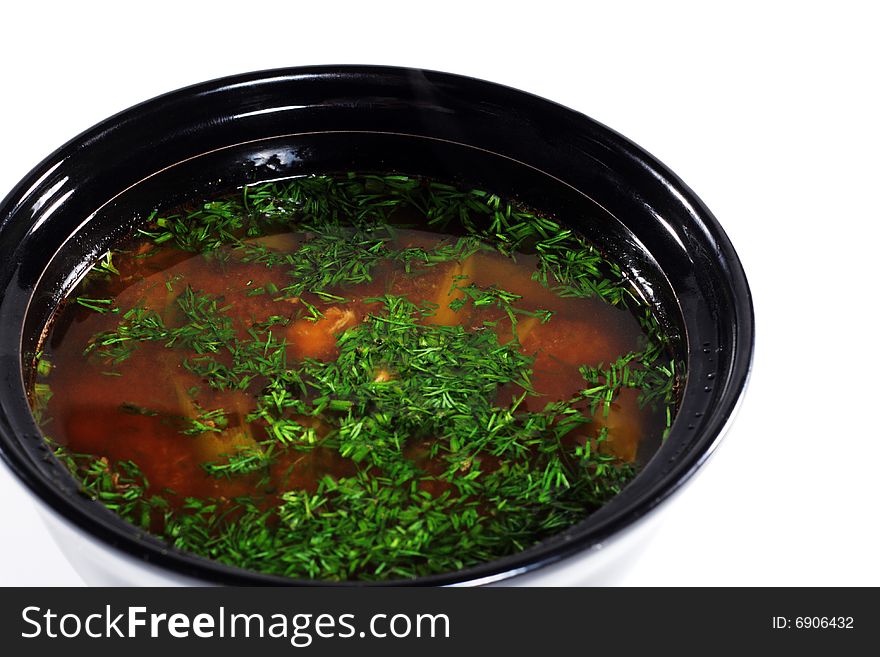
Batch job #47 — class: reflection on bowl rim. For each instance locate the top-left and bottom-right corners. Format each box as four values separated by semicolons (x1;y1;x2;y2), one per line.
0;66;754;585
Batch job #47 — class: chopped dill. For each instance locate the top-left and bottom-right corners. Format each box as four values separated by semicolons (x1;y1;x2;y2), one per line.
32;173;683;582
74;297;118;314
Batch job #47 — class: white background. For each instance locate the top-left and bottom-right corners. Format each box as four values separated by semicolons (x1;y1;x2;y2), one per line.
1;1;877;586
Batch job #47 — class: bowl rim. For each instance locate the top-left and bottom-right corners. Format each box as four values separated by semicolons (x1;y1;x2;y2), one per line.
0;65;755;586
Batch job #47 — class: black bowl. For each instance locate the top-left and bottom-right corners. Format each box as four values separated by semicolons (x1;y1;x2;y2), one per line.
0;66;753;585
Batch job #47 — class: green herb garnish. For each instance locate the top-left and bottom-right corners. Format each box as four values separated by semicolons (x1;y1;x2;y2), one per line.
35;173;683;581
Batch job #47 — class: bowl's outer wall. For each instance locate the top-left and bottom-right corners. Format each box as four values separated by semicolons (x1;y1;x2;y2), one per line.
0;66;753;585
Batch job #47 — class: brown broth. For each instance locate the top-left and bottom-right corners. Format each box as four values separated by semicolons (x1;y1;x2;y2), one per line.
44;230;650;498
29;175;678;580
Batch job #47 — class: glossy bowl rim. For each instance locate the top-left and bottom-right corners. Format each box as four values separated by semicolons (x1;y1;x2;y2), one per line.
0;65;754;586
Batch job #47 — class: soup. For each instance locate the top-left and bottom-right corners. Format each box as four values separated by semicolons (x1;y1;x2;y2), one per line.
29;174;681;581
